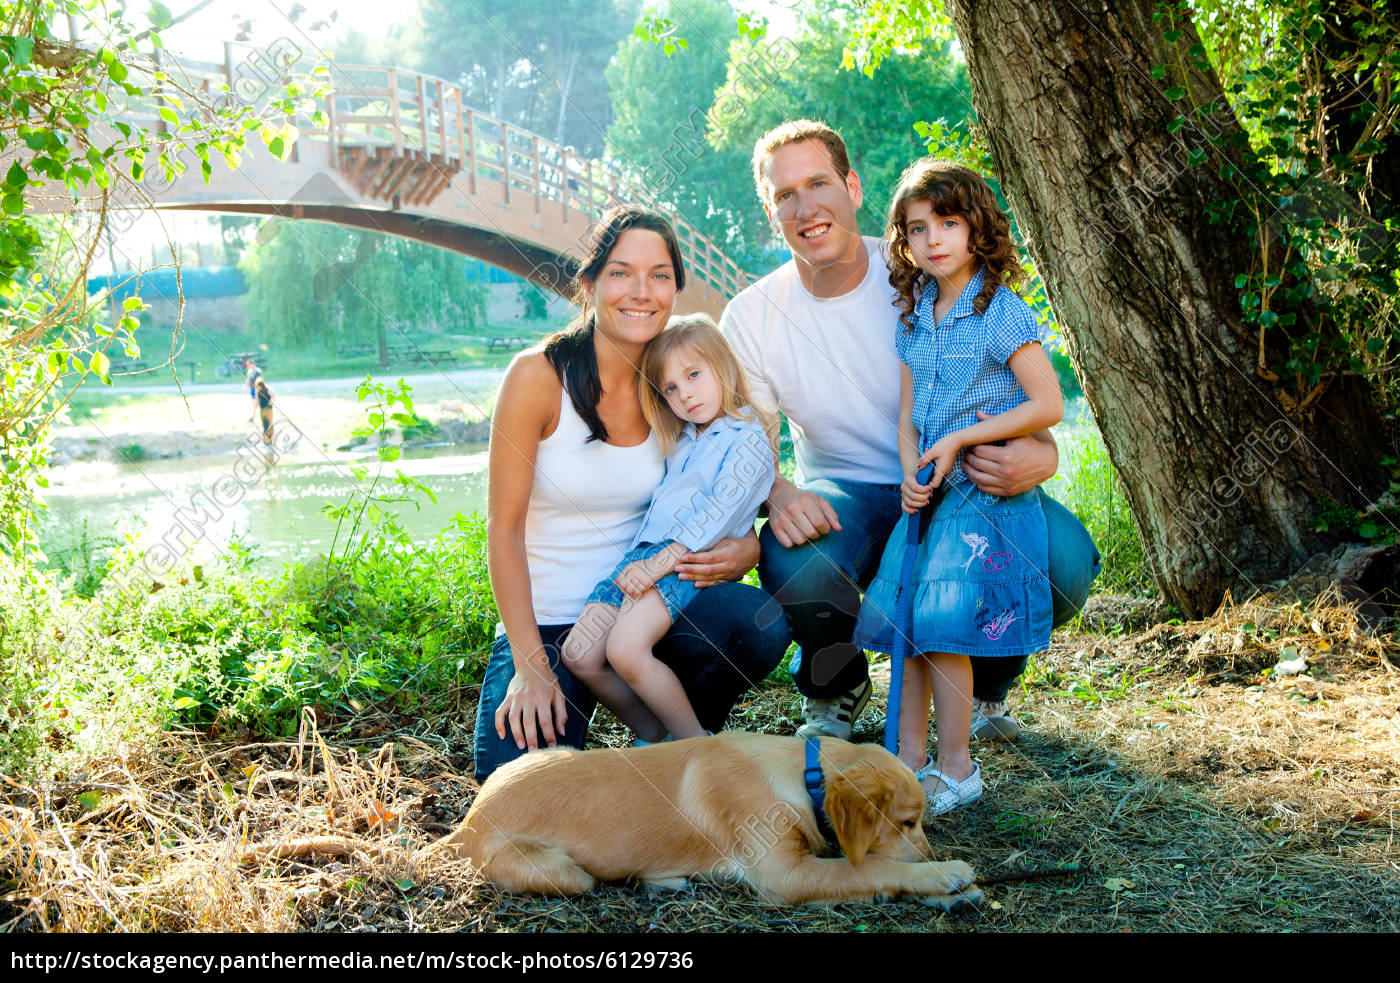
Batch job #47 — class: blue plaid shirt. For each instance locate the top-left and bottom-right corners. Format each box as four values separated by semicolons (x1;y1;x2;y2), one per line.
897;265;1042;487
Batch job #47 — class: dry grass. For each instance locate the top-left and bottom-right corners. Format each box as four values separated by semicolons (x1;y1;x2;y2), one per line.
2;589;1398;933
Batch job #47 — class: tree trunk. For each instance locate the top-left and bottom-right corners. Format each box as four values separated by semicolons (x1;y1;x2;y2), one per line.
942;0;1385;617
555;48;578;149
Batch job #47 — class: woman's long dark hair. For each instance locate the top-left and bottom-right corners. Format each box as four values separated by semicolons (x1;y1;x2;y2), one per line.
543;206;687;443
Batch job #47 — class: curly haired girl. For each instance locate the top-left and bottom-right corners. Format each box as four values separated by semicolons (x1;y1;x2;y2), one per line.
854;159;1064;815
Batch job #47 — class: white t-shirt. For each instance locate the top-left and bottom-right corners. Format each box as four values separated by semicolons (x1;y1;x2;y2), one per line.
720;237;903;485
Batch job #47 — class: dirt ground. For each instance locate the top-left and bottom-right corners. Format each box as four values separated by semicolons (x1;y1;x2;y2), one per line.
2;592;1397;933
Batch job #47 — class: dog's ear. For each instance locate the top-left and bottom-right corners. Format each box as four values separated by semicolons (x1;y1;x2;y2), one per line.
824;762;894;866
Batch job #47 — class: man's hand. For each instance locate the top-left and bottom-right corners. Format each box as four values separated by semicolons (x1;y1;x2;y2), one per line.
962;411;1058;497
675;533;760;588
766;481;841;548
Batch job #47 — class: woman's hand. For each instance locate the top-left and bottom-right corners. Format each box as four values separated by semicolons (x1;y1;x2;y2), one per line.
675;531;761;588
494;657;569;751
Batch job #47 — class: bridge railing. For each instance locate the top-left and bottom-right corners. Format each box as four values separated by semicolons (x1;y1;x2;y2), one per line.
326;64;752;303
106;43;753;304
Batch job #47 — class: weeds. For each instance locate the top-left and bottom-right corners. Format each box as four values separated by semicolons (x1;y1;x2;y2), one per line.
1046;422;1152;595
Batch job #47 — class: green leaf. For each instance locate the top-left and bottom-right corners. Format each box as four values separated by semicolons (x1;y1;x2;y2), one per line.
1234;274;1249;288
148;1;174;29
393;877;415;892
2;194;21;216
221;781;237;805
267;135;286;159
1164;85;1187;100
89;350;110;378
108;60;128;83
159;106;179;126
77;791;102;811
171;695;200;710
4;161;24;190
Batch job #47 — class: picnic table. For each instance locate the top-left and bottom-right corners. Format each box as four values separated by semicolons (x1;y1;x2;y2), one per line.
386;346;459;366
486;337;530;351
226;352;263;373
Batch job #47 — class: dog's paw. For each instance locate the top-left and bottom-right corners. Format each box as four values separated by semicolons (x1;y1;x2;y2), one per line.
918;884;984;911
926;859;976;895
642;875;691;892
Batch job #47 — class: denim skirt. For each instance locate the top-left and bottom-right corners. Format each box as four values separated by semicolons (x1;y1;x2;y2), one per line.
586;541;701;622
852;483;1052;658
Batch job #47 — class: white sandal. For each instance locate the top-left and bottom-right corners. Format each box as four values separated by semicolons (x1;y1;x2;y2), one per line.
913;756;983;816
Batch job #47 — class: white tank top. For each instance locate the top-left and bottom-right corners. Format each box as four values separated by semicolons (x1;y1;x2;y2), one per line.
523;386;664;624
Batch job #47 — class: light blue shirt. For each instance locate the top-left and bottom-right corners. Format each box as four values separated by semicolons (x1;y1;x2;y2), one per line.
632;409;774;553
897;265;1042;487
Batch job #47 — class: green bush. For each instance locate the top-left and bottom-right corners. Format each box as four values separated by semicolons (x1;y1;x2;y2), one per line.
0;511;499;778
1046;425;1153;596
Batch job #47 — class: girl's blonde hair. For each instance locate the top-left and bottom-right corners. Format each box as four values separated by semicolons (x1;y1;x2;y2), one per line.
639;314;778;457
885;158;1026;329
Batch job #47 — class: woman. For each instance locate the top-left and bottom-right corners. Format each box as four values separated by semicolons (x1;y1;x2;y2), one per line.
473;207;790;781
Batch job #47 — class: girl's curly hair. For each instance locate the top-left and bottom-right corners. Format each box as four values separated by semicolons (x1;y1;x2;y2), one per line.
885;159;1026;329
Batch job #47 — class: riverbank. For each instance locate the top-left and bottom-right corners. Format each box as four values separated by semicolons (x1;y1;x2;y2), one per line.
50;368;505;471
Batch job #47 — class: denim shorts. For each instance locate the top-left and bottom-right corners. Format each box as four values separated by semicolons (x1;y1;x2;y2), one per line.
852;483;1052;658
585;541;701;622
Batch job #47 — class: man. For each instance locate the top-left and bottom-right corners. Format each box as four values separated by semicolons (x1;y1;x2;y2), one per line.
720;120;1100;743
245;359;274;444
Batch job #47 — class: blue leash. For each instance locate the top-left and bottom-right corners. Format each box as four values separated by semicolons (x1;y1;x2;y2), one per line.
883;464;942;755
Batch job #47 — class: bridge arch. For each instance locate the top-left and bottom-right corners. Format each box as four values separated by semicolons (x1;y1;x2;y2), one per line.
47;54;752;319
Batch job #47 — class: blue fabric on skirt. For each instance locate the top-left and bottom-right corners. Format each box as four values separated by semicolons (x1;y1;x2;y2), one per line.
852;483;1051;658
586;541;700;622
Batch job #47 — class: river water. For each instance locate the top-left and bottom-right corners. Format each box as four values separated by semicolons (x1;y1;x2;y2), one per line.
43;442;490;575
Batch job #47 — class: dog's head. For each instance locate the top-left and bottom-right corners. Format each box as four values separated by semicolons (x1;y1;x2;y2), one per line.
823;749;933;865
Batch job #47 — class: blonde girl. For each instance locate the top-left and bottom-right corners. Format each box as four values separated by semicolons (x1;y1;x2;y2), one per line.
563;315;776;742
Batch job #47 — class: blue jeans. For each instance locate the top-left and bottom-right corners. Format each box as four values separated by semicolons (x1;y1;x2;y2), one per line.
759;480;1100;702
472;582;791;781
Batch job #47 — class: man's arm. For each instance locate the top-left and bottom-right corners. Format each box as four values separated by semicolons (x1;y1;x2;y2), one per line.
962;414;1059;497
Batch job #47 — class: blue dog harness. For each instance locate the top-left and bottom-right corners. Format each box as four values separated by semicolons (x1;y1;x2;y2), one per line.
804;737;839;851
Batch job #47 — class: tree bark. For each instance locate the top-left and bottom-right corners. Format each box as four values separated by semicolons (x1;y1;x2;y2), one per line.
942;0;1385;616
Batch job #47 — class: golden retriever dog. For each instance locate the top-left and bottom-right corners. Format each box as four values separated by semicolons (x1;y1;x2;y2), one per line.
437;732;979;907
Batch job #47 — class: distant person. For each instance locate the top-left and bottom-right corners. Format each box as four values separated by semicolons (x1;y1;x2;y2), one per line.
245;359;274;444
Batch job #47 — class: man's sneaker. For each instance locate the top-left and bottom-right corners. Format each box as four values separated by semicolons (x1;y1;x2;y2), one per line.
969;700;1020;743
796;678;872;741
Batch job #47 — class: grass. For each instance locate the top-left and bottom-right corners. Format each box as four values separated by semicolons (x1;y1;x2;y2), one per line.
1045;418;1154;596
67;312;570;397
2;579;1397;932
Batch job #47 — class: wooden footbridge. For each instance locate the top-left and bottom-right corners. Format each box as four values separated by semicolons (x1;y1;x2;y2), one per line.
40;44;752;319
